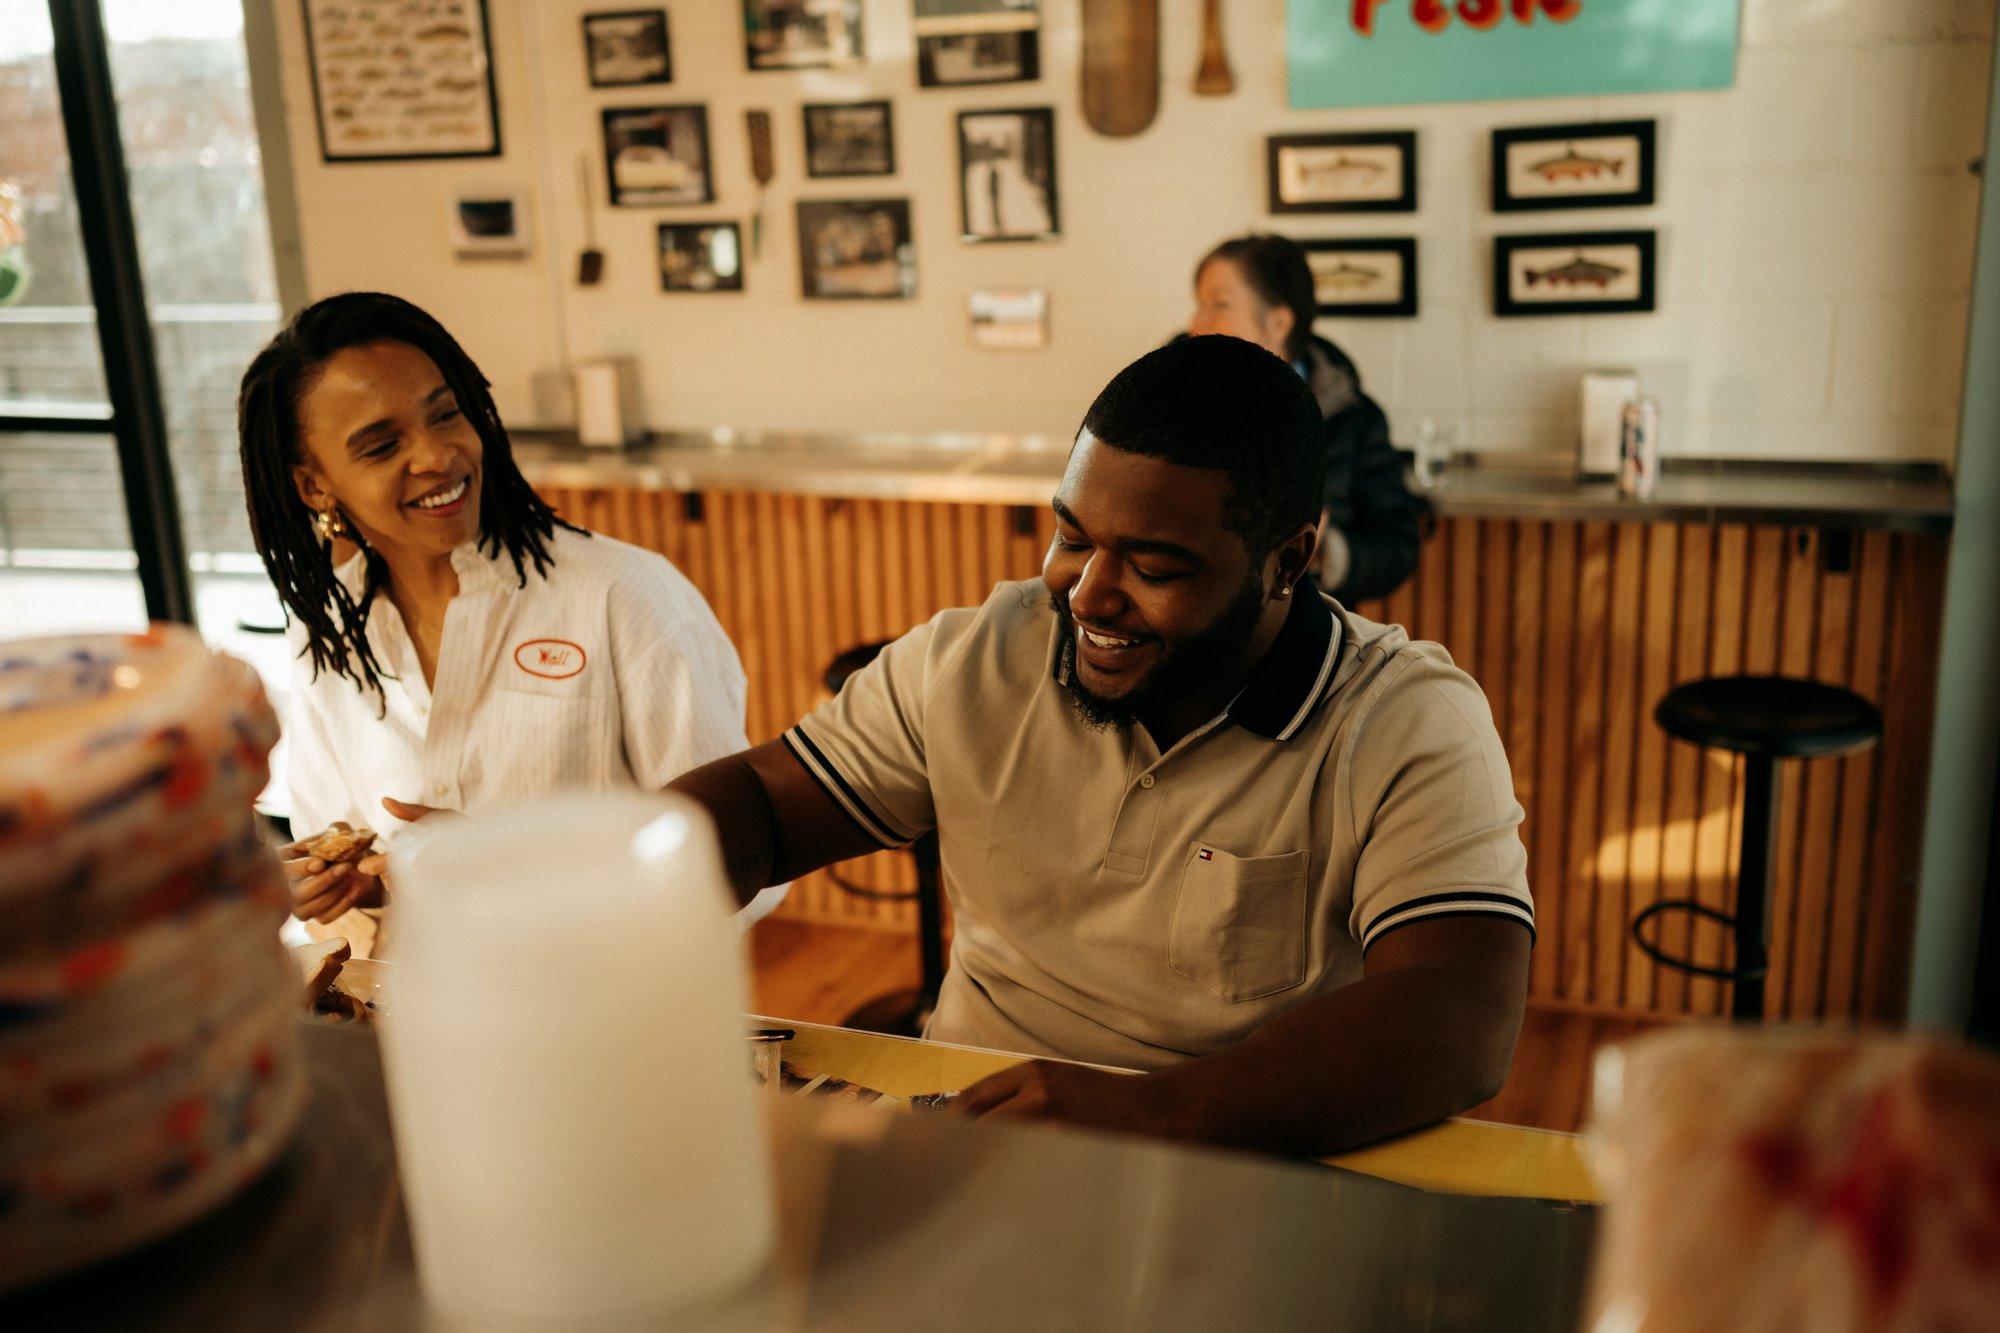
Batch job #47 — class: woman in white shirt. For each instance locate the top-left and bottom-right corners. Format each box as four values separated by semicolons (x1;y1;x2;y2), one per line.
238;292;775;949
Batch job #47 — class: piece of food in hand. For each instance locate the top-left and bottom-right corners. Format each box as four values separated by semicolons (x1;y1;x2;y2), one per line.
303;823;376;863
312;987;369;1023
290;937;351;1004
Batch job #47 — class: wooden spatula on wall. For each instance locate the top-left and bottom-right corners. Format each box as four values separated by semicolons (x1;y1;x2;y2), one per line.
575;154;603;286
1080;0;1159;138
1194;0;1234;96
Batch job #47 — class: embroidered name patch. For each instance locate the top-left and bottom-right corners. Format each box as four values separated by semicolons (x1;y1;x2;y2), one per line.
513;639;586;680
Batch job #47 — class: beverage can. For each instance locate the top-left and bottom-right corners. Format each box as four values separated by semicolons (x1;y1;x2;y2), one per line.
1619;395;1660;500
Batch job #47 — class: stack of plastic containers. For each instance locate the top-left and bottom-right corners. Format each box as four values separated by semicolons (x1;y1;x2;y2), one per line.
0;626;304;1292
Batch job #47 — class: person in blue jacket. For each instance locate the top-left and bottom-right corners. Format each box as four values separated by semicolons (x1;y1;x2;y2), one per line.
1189;234;1424;603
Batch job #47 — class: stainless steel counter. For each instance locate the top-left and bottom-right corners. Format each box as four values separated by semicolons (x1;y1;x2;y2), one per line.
513;431;1955;533
3;1020;1598;1331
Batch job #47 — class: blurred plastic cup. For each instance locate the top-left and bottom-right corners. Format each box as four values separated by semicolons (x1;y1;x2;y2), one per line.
382;793;773;1327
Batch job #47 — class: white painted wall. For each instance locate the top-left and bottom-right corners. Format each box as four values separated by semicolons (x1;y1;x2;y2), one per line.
267;0;1993;463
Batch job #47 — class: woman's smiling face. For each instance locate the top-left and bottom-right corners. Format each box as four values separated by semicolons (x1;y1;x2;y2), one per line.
291;339;484;565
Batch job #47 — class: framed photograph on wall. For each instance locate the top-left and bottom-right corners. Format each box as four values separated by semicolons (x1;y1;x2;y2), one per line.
957;107;1058;242
584;10;672;88
449;189;529;257
804;101;895;178
969;289;1049;349
1266;131;1416;214
1492;120;1656;212
797;198;916;299
658;222;745;292
744;0;863;71
915;0;1040;87
1301;238;1416;317
301;0;501;161
601;104;712;207
918;31;1040;86
1494;230;1657;317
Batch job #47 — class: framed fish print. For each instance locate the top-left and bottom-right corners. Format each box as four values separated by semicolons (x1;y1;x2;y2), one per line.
1491;120;1656;212
1266;131;1416;214
1302;238;1417;318
301;0;501;161
1494;230;1656;317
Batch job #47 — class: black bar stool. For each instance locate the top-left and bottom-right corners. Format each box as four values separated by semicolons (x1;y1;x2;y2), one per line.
822;642;947;1037
1633;675;1882;1021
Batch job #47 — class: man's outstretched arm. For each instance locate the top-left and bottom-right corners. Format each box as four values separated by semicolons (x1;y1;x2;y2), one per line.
953;915;1531;1157
669;740;887;906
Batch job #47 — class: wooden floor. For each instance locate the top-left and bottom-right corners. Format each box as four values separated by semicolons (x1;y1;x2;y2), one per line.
749;919;1665;1135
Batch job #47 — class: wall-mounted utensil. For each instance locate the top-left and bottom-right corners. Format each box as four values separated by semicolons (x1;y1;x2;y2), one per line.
1080;0;1159;138
1194;0;1234;96
746;109;774;259
575;155;603;286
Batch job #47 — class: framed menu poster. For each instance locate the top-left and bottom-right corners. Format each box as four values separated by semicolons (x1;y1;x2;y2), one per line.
301;0;502;162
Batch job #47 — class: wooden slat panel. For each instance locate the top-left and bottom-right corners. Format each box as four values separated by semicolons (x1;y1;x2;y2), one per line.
1531;521;1576;1004
1564;522;1612;1006
538;484;1946;1018
1624;524;1678;1009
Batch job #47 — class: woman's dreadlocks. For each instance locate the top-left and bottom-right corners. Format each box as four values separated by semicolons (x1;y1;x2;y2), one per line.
237;291;583;702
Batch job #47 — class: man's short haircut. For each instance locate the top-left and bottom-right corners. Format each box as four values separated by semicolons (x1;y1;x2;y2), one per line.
1080;334;1327;556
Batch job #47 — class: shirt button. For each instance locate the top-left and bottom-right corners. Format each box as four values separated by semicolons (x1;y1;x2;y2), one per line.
1139;774;1156;789
432;783;448;798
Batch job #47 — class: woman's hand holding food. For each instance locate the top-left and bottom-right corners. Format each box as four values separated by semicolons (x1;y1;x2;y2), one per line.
280;821;384;924
281;799;448;923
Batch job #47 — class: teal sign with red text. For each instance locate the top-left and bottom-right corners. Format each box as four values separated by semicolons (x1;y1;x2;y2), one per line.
1289;0;1740;109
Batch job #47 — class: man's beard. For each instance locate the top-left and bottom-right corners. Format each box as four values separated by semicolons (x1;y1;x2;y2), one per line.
1049;576;1268;732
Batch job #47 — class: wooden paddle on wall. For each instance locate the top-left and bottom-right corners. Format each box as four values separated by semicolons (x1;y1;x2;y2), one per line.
1194;0;1234;95
1080;0;1159;137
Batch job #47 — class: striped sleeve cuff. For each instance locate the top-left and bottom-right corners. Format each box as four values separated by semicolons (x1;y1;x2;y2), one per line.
781;725;916;850
1359;890;1536;953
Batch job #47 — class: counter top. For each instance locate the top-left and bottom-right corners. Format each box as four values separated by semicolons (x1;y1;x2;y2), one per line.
3;1019;1596;1330
513;430;1955;533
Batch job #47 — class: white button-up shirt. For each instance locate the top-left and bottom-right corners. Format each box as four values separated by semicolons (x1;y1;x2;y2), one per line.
285;527;780;924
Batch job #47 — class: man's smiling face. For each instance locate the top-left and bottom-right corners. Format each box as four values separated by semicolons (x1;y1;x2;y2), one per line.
1041;430;1273;731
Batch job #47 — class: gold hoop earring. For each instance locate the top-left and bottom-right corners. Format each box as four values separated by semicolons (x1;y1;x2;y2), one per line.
313;505;346;543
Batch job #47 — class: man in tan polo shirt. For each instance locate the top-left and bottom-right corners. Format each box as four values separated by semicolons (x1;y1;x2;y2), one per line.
671;336;1532;1156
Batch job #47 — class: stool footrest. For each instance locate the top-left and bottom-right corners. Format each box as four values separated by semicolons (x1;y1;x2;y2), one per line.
1631;899;1767;983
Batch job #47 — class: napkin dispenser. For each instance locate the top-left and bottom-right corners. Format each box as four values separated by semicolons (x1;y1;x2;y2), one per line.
382;793;774;1326
1580;370;1640;477
572;357;644;448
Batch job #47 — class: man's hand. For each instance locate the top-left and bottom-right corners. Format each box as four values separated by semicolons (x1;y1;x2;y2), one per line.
952;1060;1192;1141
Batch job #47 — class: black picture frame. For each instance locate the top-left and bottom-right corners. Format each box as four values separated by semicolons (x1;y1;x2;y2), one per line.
601;104;713;207
918;30;1041;87
658;222;746;292
956;107;1059;243
1266;131;1417;214
796;198;917;300
584;9;673;88
1491;119;1656;212
300;0;503;162
803;100;896;178
743;0;864;71
1301;238;1418;318
1494;230;1657;317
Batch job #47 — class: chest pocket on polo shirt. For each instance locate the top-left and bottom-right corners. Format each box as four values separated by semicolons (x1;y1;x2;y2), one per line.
1168;845;1309;1003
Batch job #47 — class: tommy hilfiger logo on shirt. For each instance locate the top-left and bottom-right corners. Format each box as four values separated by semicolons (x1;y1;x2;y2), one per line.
1197;847;1214;861
514;638;587;680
